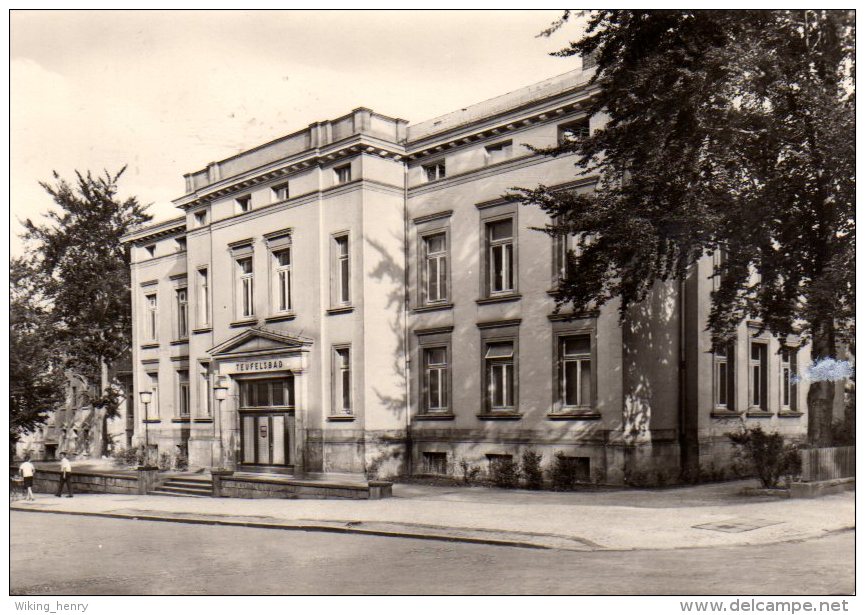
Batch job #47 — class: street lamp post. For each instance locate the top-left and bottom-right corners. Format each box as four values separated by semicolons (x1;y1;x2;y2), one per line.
213;380;229;470
138;390;152;467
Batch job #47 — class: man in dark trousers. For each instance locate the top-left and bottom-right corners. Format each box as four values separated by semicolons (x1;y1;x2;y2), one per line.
55;451;74;497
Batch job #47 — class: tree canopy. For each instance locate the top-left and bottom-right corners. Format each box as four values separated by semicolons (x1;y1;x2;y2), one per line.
10;258;67;445
22;167;151;420
512;10;854;445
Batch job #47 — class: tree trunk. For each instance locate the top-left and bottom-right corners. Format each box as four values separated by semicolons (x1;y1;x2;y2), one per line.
807;318;837;447
99;361;110;456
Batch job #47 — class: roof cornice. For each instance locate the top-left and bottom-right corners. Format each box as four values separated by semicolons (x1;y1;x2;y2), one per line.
173;135;406;211
405;86;600;161
121;216;187;245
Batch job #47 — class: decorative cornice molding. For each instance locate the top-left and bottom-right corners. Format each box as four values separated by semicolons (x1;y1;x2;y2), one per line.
476;318;522;330
174;137;406;210
412;210;453;225
413;325;455;336
122;217;187;245
406;85;600;154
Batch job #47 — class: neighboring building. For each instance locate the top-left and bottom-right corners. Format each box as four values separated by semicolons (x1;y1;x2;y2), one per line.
14;355;133;461
121;66;809;483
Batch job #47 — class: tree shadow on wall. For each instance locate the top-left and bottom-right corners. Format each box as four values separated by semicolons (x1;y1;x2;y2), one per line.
620;279;679;475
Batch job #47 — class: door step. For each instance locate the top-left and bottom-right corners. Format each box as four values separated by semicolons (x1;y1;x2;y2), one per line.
148;476;213;498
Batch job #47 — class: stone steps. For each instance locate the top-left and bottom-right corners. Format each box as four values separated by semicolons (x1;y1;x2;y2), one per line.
149;476;213;498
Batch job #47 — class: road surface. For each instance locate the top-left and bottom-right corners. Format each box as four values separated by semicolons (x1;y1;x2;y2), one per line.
10;511;854;595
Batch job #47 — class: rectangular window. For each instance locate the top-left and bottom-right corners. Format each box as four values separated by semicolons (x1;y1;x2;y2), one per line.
271;183;289;202
485;140;513;164
197;268;209;327
236;257;254;318
176;237;187;252
199;367;212;418
749;342;768;410
560;335;592;409
177;370;190;418
558;118;590;145
714;344;736;410
424;347;449;413
781;348;798;411
148;373;159;419
334;235;350;305
145;244;156;258
240;378;294;409
487;218;515;295
422;452;448;475
485;341;515;411
422;161;446;182
145;293;158;341
194;210;207;227
175;288;188;339
334;164;352;184
487;454;514;474
713;249;729;291
272;248;292;312
553;225;579;285
236;195;251;213
423;233;448;304
333;347;352;415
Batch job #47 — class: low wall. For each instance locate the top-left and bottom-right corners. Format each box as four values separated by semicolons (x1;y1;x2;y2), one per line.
12;466;140;495
800;446;855;482
213;474;392;500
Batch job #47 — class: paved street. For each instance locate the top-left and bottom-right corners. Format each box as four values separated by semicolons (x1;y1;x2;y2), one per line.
11;511;854;595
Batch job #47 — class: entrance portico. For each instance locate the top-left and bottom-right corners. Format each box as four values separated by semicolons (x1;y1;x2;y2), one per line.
206;327;313;476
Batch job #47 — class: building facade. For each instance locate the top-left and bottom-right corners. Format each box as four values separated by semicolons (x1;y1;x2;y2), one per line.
122;67;809;483
14;358;133;461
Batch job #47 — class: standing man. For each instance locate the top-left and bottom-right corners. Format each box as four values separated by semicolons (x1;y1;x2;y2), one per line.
55;452;74;498
18;454;36;501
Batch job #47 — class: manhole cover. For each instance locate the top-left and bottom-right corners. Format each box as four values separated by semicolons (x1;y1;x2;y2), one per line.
693;518;784;533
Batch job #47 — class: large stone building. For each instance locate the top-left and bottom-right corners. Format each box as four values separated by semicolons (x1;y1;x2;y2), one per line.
121;66;809;483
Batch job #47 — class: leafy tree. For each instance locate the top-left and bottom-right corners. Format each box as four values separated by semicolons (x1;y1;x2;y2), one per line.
513;10;854;446
22;167;151;453
10;258;67;452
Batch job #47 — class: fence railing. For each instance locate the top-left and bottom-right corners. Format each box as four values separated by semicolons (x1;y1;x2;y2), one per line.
800;446;855;482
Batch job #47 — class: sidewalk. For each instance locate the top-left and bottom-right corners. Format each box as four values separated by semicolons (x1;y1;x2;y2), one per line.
10;479;854;552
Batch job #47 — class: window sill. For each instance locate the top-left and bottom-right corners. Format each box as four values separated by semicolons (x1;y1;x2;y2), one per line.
476;294;521;306
140;343;160;350
171;417;191;423
170;339;189;346
265;313;296;323
230;318;258;328
711;410;743;419
192;327;212;334
142;419;162;424
326;415;356;422
326;306;354;315
413;302;453;314
192;418;214;423
746;410;774;418
778;411;804;418
547;411;601;420
414;413;455;421
477;412;523;420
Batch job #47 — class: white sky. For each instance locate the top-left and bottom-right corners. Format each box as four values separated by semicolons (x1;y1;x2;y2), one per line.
9;9;584;256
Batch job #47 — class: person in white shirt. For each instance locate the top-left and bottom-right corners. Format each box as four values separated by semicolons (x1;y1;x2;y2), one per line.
18;455;36;501
55;452;74;498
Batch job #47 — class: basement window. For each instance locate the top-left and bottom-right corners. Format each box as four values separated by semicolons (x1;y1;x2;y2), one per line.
422;452;447;475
